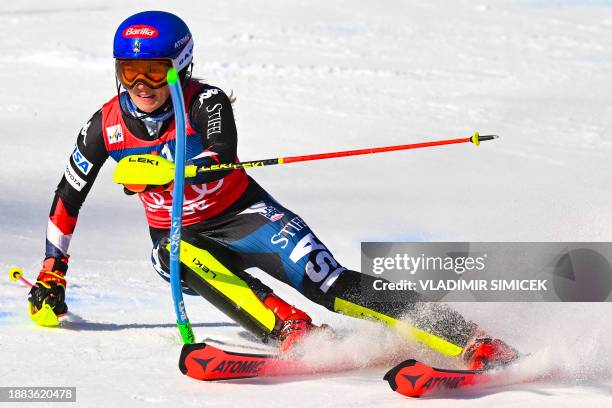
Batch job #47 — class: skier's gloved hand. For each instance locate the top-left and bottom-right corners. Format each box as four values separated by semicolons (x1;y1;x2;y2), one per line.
28;257;68;316
123;182;174;196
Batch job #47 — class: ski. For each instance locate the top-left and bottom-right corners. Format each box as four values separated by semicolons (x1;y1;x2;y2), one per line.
179;342;363;381
383;359;489;397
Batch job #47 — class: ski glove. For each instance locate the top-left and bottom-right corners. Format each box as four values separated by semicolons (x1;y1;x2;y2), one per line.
28;257;68;316
123;181;174;196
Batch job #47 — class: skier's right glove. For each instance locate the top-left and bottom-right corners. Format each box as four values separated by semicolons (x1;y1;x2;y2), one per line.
28;257;68;316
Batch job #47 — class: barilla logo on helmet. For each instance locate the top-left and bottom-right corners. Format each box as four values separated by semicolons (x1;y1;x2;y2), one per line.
123;25;159;39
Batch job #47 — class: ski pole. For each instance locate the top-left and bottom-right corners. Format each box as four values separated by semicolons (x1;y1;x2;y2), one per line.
194;132;498;174
167;68;195;345
8;267;34;288
113;133;499;186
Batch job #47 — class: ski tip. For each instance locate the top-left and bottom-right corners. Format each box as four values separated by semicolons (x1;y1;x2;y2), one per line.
383;359;418;391
179;342;208;375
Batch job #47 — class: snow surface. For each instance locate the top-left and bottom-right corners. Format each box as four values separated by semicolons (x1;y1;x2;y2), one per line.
2;0;612;406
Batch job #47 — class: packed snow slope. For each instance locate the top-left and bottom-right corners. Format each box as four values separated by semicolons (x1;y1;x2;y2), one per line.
1;0;612;406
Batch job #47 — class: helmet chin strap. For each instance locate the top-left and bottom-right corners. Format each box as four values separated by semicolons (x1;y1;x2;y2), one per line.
115;75;122;100
183;63;193;82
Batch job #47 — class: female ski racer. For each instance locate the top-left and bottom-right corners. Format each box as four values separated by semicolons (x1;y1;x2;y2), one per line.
28;10;517;370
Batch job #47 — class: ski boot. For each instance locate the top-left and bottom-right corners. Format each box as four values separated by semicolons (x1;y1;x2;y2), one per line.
462;337;519;370
263;293;331;354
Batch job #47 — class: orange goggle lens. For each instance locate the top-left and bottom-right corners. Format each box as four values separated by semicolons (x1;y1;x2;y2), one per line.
115;59;173;89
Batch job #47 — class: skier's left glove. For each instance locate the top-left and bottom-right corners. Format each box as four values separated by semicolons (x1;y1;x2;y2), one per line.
123;181;174;196
28;257;68;316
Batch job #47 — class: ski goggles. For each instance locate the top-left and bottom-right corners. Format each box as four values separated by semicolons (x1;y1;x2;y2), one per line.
115;59;173;89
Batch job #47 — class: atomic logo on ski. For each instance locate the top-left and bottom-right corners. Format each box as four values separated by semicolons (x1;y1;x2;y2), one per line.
211;360;265;374
402;373;424;388
421;375;467;390
191;356;264;375
192;357;214;371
